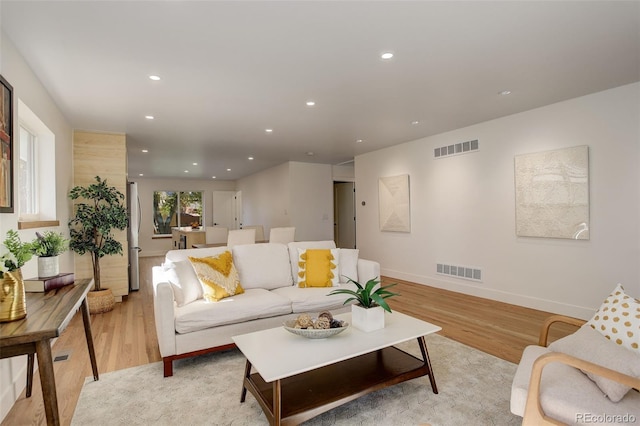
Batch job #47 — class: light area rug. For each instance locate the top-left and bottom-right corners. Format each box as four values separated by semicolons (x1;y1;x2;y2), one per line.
72;333;522;425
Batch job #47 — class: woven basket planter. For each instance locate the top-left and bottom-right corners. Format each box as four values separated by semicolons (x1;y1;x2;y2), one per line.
87;288;115;314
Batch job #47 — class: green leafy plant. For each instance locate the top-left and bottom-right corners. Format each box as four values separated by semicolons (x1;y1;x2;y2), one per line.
68;176;128;291
31;231;69;257
0;230;34;278
327;277;399;313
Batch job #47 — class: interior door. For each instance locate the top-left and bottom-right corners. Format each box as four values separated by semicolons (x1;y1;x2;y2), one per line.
212;191;236;229
334;182;356;248
234;190;242;230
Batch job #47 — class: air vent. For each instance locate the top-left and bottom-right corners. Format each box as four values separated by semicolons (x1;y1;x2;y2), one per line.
434;139;479;159
436;263;482;282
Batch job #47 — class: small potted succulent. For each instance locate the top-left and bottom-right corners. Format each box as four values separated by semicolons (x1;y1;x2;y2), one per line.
328;277;399;332
31;231;69;277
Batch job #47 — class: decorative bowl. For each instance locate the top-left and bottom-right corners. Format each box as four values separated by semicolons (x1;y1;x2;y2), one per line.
283;320;349;339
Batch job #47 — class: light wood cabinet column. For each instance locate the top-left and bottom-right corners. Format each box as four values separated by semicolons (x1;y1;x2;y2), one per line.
72;130;129;300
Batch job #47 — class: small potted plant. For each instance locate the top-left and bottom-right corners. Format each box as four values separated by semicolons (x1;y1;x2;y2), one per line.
328;277;399;332
31;231;69;277
0;230;33;322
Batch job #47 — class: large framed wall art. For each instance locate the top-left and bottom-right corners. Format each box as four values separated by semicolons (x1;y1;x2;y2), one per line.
379;174;411;232
0;75;13;213
514;145;589;240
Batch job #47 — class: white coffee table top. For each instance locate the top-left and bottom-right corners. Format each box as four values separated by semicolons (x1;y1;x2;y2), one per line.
232;311;441;382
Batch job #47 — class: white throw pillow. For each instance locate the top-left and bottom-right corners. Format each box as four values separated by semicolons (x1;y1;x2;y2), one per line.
162;259;203;306
548;325;640;402
232;243;293;290
338;248;359;283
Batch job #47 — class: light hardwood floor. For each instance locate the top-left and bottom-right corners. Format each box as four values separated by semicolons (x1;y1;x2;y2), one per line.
1;256;579;426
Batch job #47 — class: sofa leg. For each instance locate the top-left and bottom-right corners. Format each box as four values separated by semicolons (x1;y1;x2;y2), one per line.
163;358;174;377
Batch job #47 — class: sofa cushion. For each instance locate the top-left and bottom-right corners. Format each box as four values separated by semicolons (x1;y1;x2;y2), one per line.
548;325;640;402
232;243;293;290
338;248;359;283
288;240;336;282
188;252;244;302
175;288;292;334
272;281;359;313
586;283;640;353
162;259;202;306
296;248;340;287
511;345;640;423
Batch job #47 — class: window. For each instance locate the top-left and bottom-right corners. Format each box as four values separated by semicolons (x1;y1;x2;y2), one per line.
17;99;56;223
153;190;204;235
19;125;37;216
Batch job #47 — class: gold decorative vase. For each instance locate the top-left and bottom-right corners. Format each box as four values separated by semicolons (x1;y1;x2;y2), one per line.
0;269;27;322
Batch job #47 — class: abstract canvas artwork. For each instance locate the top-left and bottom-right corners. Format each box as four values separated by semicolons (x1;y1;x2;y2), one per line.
379;174;410;232
514;145;589;239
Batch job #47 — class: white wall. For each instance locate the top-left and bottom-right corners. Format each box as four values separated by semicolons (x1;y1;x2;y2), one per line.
237;161;334;241
0;33;74;421
133;177;236;256
355;83;640;319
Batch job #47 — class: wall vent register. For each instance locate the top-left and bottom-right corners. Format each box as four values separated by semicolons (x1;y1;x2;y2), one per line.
434;139;479;159
437;263;482;282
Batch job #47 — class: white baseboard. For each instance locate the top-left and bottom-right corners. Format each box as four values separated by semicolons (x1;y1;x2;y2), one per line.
382;268;595;320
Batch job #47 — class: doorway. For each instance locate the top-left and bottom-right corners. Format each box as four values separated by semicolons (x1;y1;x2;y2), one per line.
333;182;356;249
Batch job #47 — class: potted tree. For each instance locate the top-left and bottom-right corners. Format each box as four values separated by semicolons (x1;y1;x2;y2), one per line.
328;277;399;332
68;176;128;313
31;231;69;277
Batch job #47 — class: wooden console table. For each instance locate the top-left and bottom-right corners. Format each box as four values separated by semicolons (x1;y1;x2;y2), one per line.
0;278;99;426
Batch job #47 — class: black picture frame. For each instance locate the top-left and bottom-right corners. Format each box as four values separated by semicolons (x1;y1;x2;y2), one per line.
0;74;13;213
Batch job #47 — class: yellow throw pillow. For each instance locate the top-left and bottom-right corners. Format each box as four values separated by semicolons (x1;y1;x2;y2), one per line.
188;251;244;302
297;248;339;288
586;284;639;353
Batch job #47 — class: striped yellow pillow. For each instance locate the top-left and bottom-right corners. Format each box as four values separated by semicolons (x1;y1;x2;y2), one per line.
296;248;339;288
188;251;244;301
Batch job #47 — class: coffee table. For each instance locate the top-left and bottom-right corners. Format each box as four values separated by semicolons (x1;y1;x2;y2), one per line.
232;311;441;426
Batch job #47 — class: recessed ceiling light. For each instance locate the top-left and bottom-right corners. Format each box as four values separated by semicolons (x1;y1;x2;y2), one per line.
411;120;420;125
149;75;161;81
227;168;231;171
306;100;315;107
306;151;314;156
380;52;394;60
141;149;148;153
212;176;217;179
356;139;364;143
499;90;512;96
139;173;144;176
265;128;273;133
145;115;154;120
248;156;254;160
192;162;198;166
184;170;189;173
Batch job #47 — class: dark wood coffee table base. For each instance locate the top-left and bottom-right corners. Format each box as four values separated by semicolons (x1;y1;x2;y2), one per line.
240;336;437;426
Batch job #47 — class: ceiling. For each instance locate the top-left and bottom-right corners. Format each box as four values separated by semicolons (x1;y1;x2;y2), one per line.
2;1;639;181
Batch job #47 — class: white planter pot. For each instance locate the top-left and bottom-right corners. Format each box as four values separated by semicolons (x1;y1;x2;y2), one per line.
351;304;385;332
37;256;59;278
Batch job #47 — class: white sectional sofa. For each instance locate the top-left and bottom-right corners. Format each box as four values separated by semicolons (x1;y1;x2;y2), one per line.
152;240;380;376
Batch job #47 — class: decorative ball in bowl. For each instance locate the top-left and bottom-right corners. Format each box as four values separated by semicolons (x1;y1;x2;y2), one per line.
283;320;349;339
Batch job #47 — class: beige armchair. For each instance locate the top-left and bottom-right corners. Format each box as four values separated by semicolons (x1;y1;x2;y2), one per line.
512;315;640;425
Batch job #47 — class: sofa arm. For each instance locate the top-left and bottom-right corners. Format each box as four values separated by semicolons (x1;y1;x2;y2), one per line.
152;266;177;357
357;258;380;284
523;351;640;426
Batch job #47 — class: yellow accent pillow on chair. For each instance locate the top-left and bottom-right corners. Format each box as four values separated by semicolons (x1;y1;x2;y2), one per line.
296;248;340;288
188;251;244;301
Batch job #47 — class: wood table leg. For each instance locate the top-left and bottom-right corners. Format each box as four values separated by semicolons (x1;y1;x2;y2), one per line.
26;353;34;397
35;339;60;426
80;298;99;381
273;379;282;426
241;360;252;402
418;336;438;394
